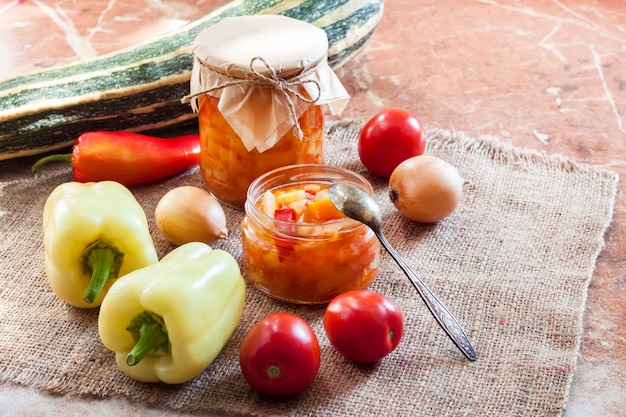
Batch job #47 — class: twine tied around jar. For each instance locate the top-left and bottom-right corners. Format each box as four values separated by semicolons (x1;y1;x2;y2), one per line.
182;56;322;139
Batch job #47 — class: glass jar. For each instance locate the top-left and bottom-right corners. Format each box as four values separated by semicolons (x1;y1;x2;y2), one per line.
241;164;381;304
197;94;324;208
185;15;350;209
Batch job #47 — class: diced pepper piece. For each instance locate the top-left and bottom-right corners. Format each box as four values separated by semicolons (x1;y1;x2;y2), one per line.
304;184;322;196
275;207;296;223
303;197;345;223
274;236;296;260
273;207;296;260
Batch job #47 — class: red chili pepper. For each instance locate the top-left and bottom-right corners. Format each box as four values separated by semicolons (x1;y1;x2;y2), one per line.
31;131;200;186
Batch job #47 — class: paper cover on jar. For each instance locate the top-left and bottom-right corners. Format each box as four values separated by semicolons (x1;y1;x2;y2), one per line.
183;15;350;153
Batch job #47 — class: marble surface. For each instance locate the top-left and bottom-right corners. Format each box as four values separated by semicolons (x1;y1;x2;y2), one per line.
1;0;625;416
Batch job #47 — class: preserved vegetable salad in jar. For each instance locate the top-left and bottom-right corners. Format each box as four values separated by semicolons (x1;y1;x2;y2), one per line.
184;15;350;208
197;95;324;208
242;165;381;304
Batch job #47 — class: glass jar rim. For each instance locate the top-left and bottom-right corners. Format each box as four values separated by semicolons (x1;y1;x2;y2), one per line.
245;164;374;233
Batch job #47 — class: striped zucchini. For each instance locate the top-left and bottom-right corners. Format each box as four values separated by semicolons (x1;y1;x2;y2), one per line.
0;0;384;161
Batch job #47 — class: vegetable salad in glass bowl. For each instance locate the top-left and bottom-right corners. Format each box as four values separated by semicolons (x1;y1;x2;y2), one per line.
241;164;381;304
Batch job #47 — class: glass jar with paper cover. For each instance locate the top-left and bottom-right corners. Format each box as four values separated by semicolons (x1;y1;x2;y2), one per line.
184;15;350;208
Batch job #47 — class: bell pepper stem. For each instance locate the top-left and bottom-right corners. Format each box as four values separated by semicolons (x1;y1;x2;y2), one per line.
126;311;171;366
31;153;72;173
81;239;124;304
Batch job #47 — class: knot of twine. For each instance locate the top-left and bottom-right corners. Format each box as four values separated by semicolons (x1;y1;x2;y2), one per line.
182;56;322;139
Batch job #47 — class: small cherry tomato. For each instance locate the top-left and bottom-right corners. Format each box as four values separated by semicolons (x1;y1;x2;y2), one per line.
324;290;403;363
239;313;320;395
358;108;425;178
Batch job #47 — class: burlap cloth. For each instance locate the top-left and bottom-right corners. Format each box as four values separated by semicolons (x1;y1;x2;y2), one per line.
0;120;618;416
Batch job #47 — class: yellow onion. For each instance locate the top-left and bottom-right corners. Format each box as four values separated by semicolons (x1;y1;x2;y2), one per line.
388;155;464;223
155;186;228;246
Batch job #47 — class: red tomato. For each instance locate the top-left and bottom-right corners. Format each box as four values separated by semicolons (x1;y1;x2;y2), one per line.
324;290;403;363
358;108;425;177
239;313;320;395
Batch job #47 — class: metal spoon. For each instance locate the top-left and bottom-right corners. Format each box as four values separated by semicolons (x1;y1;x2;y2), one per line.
328;183;477;362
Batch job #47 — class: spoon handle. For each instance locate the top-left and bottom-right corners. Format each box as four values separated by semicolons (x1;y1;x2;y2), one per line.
376;232;477;361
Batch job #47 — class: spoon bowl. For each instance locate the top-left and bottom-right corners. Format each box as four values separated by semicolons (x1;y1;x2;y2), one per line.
328;182;382;230
328;182;477;361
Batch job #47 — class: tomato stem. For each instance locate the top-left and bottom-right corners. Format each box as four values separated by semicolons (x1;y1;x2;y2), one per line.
266;364;281;380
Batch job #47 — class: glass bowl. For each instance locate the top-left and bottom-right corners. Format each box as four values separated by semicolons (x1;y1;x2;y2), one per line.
241;164;381;304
